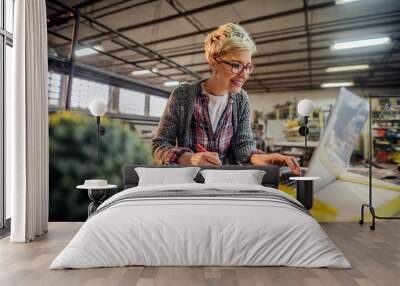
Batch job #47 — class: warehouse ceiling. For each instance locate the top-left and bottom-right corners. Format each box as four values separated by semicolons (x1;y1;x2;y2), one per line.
46;0;400;93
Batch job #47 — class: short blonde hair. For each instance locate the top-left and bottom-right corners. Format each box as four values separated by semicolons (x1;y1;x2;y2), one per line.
204;23;256;60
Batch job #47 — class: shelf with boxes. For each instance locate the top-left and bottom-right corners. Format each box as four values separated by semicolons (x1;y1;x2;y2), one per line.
259;101;330;166
371;100;400;164
372;122;400;163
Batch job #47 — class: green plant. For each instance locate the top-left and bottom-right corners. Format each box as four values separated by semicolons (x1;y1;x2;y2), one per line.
49;111;152;221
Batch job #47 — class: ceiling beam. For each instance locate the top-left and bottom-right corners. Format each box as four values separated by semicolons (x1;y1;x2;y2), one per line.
73;0;109;8
140;8;399;49
53;0;335;50
92;21;400;69
48;29;175;80
46;0;108;18
361;41;400;86
135;21;400;70
160;49;400;76
96;46;330;69
51;0;157;33
48;0;202;80
166;0;206;34
78;0;244;43
303;0;312;89
51;7;400;60
92;20;399;71
120;61;400;79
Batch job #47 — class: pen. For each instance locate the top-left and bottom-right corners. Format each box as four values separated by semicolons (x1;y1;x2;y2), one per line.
195;143;208;153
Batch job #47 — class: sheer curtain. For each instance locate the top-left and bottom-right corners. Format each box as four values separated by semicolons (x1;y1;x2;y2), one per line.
8;0;48;242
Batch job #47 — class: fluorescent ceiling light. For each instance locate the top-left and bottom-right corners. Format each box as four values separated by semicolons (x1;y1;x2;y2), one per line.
335;0;360;5
332;37;391;50
326;64;370;73
75;48;97;57
131;69;151;75
321;82;354;88
75;44;103;57
163;81;180;87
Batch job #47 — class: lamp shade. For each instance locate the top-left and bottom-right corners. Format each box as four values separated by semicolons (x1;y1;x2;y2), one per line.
297;99;314;117
89;99;107;116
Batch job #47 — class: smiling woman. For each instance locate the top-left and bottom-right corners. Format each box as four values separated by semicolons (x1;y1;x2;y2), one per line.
204;23;256;95
152;23;300;175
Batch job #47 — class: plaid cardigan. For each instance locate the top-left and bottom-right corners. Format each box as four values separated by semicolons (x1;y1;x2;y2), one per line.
152;79;263;165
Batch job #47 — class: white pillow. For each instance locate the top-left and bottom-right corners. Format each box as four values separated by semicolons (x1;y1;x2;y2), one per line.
135;167;200;186
200;169;266;185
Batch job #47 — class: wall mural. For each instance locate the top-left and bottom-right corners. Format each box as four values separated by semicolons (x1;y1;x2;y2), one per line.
48;89;400;222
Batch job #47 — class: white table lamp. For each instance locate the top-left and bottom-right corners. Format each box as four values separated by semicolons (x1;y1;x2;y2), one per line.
297;99;314;117
89;99;107;117
297;99;314;166
89;99;107;163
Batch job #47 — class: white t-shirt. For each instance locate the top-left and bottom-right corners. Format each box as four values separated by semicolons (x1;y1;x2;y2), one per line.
201;83;229;133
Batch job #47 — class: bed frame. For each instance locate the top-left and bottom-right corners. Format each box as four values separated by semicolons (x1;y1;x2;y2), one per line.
122;165;281;189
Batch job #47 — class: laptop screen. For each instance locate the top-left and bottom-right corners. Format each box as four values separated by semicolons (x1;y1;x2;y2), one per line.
306;88;370;192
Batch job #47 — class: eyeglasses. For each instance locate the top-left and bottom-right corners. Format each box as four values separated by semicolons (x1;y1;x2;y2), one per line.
214;57;255;75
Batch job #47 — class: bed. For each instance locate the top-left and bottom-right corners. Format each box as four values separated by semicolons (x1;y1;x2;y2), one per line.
50;165;350;269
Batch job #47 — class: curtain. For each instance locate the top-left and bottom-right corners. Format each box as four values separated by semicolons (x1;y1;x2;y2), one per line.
9;0;49;242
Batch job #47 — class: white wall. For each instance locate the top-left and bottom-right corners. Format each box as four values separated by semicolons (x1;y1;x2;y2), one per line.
248;87;400;114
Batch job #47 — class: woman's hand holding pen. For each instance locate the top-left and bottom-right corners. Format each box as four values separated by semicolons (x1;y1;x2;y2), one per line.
178;144;222;166
178;152;222;166
250;153;301;175
190;152;222;166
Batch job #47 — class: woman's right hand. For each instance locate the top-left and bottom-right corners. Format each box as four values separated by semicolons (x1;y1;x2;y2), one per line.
178;152;222;166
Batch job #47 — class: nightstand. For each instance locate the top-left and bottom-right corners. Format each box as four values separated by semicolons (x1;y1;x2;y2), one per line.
77;180;117;217
289;176;321;210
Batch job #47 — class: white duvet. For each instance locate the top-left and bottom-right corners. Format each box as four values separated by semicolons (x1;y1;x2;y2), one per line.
50;183;351;269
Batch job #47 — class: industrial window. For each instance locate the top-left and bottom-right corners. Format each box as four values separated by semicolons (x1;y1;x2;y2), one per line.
48;72;62;107
149;95;167;117
119;88;145;116
71;77;109;109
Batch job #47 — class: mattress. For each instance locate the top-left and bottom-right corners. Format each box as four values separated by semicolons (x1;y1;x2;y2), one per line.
50;183;351;269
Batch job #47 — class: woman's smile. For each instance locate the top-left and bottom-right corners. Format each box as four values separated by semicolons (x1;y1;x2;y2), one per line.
230;78;245;89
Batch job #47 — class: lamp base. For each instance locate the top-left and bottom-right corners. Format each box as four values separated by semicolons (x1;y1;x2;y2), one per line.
87;189;106;216
298;125;309;136
96;116;106;136
296;180;313;210
99;125;106;136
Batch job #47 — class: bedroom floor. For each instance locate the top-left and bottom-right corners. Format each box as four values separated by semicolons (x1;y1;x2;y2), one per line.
0;222;399;286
